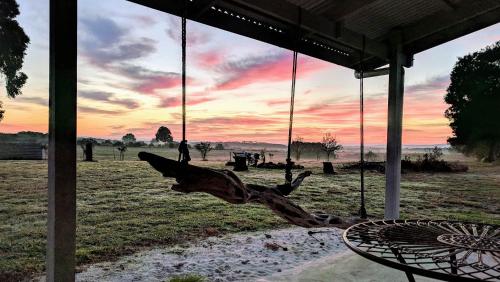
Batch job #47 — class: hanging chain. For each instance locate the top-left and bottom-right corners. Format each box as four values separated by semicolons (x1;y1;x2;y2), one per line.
178;4;190;165
285;50;298;183
359;35;367;219
181;16;186;143
285;8;302;184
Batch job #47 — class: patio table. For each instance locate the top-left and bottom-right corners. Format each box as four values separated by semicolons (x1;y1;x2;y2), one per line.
343;220;499;281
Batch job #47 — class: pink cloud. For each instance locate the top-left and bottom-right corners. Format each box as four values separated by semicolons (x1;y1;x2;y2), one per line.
214;52;331;90
158;94;215;108
194;50;225;68
136;76;181;94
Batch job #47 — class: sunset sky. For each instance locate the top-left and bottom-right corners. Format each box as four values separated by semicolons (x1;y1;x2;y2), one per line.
1;0;499;145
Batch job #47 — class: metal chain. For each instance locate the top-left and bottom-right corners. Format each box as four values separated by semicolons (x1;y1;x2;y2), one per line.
285;50;298;183
359;36;367;219
285;8;302;184
178;4;190;165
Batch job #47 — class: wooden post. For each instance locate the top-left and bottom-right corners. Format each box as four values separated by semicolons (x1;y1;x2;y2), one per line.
384;42;405;220
47;0;77;281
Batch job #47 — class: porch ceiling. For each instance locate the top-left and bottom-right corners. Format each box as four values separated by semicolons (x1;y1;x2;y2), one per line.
128;0;500;70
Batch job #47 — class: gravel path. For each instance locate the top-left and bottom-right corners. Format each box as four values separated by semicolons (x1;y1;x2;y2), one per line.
76;227;348;282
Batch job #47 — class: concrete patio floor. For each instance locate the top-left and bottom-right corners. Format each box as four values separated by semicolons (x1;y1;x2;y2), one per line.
261;250;438;282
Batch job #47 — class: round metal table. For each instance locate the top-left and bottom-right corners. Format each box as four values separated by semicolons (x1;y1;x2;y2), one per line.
343;220;500;281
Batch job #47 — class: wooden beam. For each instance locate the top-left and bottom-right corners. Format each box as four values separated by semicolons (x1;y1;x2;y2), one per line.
384;43;405;220
402;0;500;55
47;0;77;281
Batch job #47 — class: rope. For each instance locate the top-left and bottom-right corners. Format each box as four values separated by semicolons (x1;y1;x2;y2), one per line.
178;2;190;165
359;36;367;219
285;8;302;184
285;51;298;183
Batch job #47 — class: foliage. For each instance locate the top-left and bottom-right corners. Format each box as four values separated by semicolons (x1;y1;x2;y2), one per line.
424;146;444;162
214;143;224;150
0;131;47;143
260;148;266;163
321;133;343;161
0;0;30;122
0;101;4;122
155;126;173;143
365;150;378;162
122;133;136;144
77;138;97;160
290;136;304;161
445;41;500;162
194;142;213;161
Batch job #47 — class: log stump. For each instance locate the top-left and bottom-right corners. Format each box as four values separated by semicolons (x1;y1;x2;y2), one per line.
323;162;335;174
84;143;93;162
233;156;248;171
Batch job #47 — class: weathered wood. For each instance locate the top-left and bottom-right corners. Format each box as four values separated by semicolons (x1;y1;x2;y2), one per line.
47;0;77;281
384;42;405;220
139;152;359;228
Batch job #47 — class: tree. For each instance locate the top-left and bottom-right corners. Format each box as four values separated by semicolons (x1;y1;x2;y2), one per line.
0;101;4;122
215;143;224;150
195;142;212;161
155;126;173;143
260;148;267;163
445;41;500;162
291;136;304;161
122;133;136;144
77;138;97;161
321;133;343;161
113;141;127;161
0;0;30;121
365;150;378;162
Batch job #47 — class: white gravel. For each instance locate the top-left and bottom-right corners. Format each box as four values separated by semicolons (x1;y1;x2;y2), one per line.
76;227;348;282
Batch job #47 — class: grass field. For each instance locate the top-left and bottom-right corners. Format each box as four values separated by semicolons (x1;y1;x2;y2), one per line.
0;146;499;280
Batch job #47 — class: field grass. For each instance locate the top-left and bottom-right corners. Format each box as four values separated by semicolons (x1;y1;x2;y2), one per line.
0;146;499;280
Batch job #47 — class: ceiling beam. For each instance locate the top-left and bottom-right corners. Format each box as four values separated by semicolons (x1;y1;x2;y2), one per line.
317;0;379;21
229;0;389;61
127;0;357;68
402;0;500;55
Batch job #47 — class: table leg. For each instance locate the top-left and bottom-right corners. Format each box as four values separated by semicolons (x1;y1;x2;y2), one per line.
390;247;416;282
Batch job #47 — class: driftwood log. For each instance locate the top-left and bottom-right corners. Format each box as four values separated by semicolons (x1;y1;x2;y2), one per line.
139;152;360;228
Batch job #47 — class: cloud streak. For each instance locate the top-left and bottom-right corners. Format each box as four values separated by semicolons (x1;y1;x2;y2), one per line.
79;91;140;109
214;51;330;90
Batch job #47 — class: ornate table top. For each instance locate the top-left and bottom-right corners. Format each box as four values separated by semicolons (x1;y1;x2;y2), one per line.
343;220;499;281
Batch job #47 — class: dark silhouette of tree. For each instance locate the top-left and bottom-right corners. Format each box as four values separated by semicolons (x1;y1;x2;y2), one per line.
77;138;97;160
291;136;304;161
0;0;30;121
0;101;4;122
113;141;127;160
321;133;343;161
445;41;500;162
365;150;378;162
155;126;173;144
195;142;212;161
122;133;136;144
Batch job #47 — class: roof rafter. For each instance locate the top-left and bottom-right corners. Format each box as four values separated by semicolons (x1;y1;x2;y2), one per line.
401;0;500;54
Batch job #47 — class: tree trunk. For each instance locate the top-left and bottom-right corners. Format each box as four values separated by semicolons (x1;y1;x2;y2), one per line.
84;143;93;161
323;162;335;174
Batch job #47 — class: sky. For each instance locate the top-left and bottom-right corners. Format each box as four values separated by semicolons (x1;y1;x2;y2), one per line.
0;0;499;145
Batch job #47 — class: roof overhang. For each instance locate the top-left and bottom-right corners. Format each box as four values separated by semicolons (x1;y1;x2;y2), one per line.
128;0;500;71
